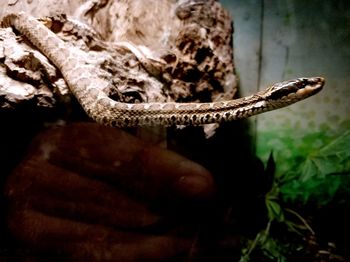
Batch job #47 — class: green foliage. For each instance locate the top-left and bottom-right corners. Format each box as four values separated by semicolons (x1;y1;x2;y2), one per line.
239;220;288;262
240;130;350;261
281;130;350;204
257;130;335;176
257;129;350;204
266;197;284;223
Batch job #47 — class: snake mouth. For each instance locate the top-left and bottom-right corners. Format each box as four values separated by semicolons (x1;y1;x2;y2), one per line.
296;77;325;97
267;76;325;101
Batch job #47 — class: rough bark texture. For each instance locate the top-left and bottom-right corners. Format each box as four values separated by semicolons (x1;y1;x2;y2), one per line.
0;2;252;261
0;0;237;118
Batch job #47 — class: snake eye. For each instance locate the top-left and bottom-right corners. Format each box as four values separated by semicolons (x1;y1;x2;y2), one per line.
267;81;300;100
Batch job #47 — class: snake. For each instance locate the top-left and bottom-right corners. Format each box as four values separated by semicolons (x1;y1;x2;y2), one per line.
1;12;324;127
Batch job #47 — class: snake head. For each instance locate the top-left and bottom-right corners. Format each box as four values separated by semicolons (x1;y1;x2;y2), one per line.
264;77;325;103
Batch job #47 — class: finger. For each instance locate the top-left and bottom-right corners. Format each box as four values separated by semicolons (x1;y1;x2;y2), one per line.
34;123;215;200
6;156;161;229
8;209;192;262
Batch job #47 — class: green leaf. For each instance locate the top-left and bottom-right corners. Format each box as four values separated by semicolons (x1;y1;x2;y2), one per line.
266;198;284;222
281;130;350;204
303;130;350;177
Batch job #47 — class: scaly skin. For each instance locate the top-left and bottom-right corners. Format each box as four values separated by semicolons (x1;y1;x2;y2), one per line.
1;12;324;127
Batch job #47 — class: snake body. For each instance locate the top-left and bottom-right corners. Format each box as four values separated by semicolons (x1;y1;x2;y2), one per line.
1;12;324;127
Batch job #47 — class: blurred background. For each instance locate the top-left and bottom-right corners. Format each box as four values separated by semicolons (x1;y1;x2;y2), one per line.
221;0;350;164
221;1;350;260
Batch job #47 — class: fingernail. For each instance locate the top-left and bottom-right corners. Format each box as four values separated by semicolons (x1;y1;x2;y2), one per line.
176;161;214;198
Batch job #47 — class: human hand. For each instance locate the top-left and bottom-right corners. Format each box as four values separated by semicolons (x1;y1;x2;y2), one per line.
5;123;215;261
